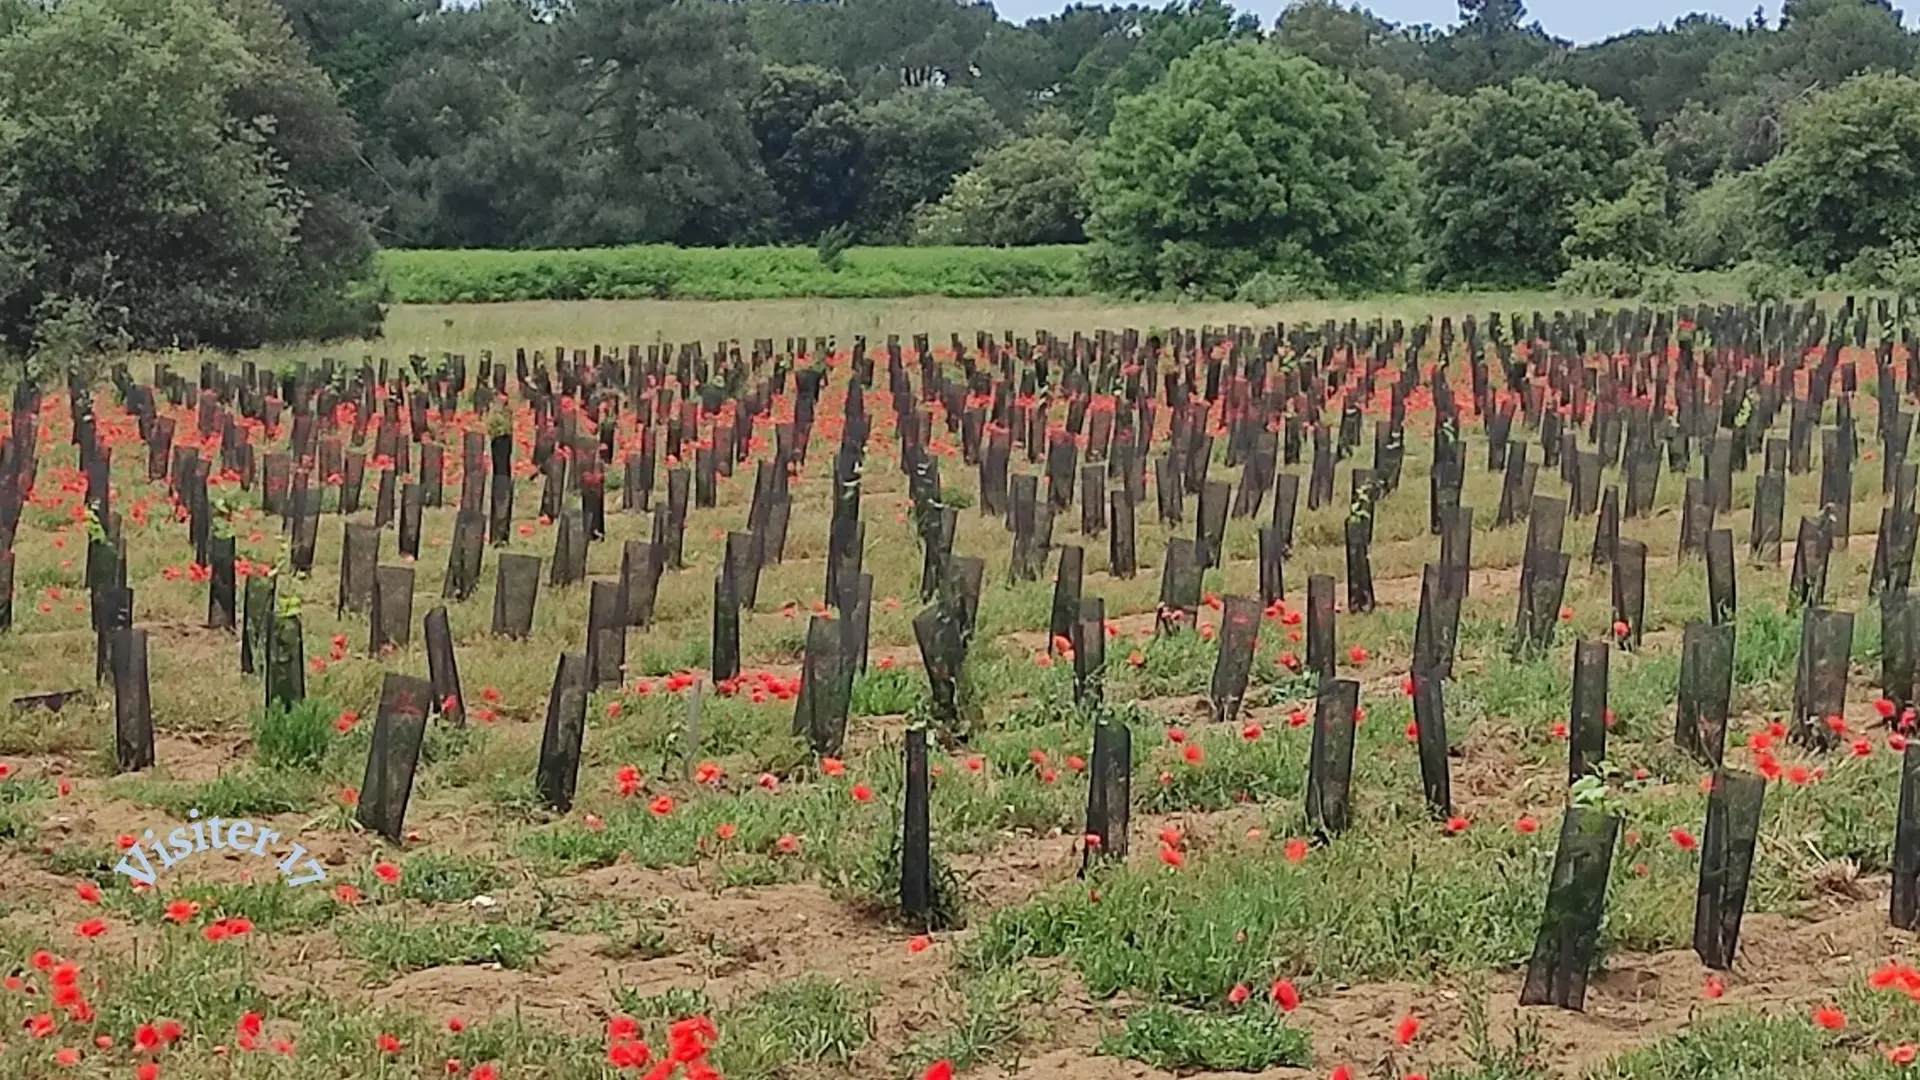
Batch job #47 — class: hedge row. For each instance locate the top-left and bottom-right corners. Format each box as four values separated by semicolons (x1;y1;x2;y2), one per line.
377;245;1089;304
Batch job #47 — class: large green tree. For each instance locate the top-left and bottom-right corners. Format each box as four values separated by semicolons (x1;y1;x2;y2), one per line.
1755;71;1920;275
854;86;1007;241
1085;39;1412;296
535;0;776;246
750;65;866;241
0;0;380;350
1422;0;1562;97
1416;77;1650;287
1271;0;1444;143
1553;15;1743;136
913;133;1087;246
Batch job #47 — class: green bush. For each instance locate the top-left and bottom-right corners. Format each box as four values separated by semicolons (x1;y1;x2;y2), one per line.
1418;77;1650;288
1640;265;1680;305
378;245;1088;304
0;0;381;352
1733;258;1814;305
1674;172;1761;271
1556;258;1644;299
1755;72;1920;276
1840;238;1920;299
1232;270;1331;306
912;134;1088;247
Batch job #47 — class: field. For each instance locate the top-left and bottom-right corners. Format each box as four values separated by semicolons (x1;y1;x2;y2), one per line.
1;293;1918;1080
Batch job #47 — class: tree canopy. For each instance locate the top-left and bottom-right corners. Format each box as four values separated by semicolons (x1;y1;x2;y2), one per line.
255;0;1920;260
1755;71;1920;274
1417;78;1652;287
6;0;1920;349
1085;40;1412;296
0;0;379;351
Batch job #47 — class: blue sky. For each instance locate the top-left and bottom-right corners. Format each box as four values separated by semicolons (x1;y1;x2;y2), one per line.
993;0;1912;44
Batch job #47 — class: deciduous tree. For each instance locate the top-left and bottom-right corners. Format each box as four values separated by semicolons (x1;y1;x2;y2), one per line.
1085;40;1412;297
1756;71;1920;274
1416;77;1648;287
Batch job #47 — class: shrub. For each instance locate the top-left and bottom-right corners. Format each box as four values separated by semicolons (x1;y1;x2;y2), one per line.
0;0;381;351
1733;258;1814;305
1839;239;1920;299
377;245;1088;304
1556;259;1644;300
1640;265;1680;305
1100;1005;1311;1072
1232;270;1332;306
912;135;1087;247
1673;172;1760;271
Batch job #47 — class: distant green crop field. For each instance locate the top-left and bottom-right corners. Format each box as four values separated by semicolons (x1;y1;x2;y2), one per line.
377;245;1089;304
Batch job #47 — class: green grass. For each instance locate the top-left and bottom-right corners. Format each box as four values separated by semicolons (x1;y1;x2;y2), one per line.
106;878;341;932
964;828;1551;999
339;917;547;975
251;697;338;771
850;665;925;716
396;852;512;904
608;979;873;1080
125;769;320;818
378;245;1088;304
897;966;1055;1076
1099;1004;1312;1072
706;977;873;1080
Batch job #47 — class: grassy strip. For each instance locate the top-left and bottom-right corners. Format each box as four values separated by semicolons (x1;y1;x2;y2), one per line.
378;245;1088;304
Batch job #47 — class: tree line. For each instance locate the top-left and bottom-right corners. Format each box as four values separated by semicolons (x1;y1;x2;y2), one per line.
0;0;1916;351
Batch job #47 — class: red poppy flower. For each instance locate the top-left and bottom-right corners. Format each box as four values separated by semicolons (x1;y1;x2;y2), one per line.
1394;1013;1420;1046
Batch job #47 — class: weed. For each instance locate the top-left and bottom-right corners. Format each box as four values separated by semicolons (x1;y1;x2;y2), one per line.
898;966;1055;1076
1100;1004;1311;1072
107;879;341;933
850;665;925;716
0;776;51;804
708;977;873;1080
616;985;716;1020
399;852;511;904
341;917;547;974
128;769;319;818
251;697;338;771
